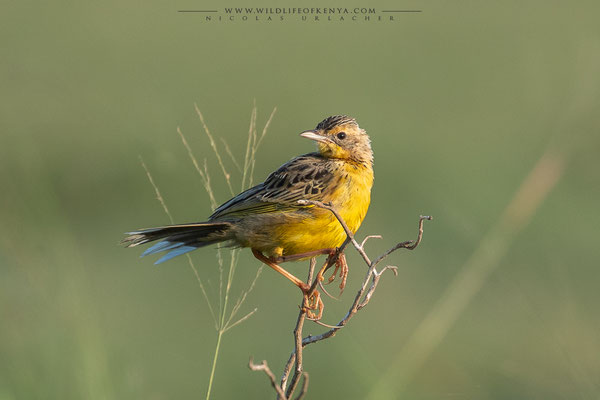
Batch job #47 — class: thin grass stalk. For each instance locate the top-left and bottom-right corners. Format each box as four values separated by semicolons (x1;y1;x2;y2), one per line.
194;103;235;197
241;105;257;191
142;105;274;399
139;156;217;326
199;104;273;399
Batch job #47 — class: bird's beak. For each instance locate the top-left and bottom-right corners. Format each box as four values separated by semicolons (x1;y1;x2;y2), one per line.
300;130;332;144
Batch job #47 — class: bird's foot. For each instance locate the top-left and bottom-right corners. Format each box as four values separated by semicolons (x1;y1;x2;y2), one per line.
326;252;348;294
300;283;324;320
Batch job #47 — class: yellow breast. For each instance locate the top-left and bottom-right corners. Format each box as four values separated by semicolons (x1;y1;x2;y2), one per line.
276;161;374;256
334;161;374;233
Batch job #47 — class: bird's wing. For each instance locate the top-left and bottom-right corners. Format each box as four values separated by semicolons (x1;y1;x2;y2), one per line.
209;153;336;220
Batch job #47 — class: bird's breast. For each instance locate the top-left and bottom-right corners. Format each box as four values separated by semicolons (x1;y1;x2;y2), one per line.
272;161;373;256
330;161;374;234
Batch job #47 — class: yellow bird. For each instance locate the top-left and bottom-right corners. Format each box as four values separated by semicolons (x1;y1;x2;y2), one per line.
123;115;373;314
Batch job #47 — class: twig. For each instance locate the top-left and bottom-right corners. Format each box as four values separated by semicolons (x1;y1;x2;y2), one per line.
317;280;339;300
361;235;382;248
249;358;287;399
281;258;316;398
251;199;431;398
291;209;429;393
301;211;430;349
307;318;344;329
295;373;309;400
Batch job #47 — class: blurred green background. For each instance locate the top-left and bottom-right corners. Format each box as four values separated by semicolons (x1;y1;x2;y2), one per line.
2;0;600;399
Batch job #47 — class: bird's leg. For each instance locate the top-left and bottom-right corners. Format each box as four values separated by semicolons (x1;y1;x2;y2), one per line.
251;249;323;319
251;249;309;291
277;247;349;296
314;249;349;294
309;249;348;305
272;248;348;289
273;248;337;263
297;255;339;321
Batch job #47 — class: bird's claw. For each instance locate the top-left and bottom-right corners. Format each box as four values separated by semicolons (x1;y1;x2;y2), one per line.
303;289;324;320
325;253;348;294
300;250;348;320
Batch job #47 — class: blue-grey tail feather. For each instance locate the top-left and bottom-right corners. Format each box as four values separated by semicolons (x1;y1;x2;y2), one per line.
155;245;198;264
141;240;182;257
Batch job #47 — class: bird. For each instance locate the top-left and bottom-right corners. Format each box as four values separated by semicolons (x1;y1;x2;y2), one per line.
122;115;374;318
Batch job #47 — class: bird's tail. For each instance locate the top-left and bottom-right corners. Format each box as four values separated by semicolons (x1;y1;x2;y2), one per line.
122;222;233;264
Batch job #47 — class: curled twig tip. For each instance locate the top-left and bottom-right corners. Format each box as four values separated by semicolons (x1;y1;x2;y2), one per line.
249;357;287;398
318;280;339;300
361;235;383;248
382;265;399;276
307;318;344;329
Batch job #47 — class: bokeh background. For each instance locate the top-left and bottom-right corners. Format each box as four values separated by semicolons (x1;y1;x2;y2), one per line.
2;1;599;399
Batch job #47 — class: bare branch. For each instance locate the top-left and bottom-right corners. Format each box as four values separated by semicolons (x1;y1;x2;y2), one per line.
248;195;431;398
284;258;316;398
298;212;431;348
361;235;382;249
307;319;344;329
371;215;433;268
249;358;287;399
381;265;399;277
269;204;431;398
294;373;309;400
303;215;427;364
358;265;399;311
317;280;339;300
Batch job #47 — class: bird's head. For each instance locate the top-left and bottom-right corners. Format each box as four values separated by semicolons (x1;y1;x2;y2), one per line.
300;115;373;164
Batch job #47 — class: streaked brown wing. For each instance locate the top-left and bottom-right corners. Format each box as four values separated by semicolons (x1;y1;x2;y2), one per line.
209;153;335;220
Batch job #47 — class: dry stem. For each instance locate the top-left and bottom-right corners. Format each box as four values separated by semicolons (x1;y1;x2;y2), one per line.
249;358;287;399
140;105;276;400
249;201;431;399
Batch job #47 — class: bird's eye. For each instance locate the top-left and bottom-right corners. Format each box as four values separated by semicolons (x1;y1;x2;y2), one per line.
336;132;346;140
